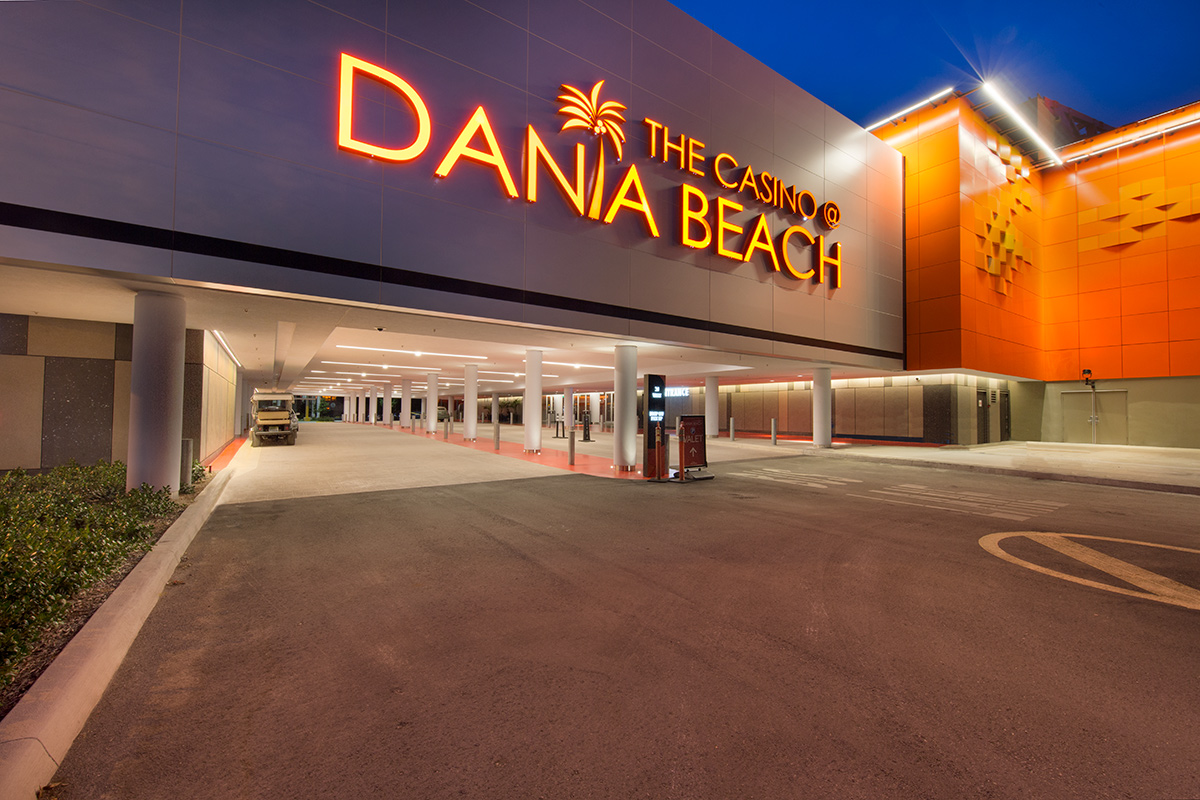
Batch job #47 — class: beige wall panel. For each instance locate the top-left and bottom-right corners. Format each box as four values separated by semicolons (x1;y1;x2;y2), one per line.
0;355;44;469
27;317;115;359
743;390;765;431
856;387;886;436
787;389;812;434
1040;376;1200;448
908;385;924;438
956;385;976;445
112;360;130;463
883;386;909;437
834;388;855;434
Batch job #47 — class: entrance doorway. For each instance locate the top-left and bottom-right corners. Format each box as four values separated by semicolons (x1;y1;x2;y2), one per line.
976;390;989;443
1061;389;1128;444
998;391;1011;441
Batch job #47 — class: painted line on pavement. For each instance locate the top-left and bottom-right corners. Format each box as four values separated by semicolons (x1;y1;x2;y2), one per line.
979;532;1200;611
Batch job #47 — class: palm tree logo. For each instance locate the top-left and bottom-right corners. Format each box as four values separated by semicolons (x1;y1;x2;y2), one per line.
557;81;626;219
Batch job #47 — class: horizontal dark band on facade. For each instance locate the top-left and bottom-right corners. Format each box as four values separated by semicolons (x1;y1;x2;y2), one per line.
0;201;903;361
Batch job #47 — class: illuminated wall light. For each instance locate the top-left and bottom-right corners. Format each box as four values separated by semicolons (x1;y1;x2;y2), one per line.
212;330;242;368
337;345;486;360
981;82;1063;166
1064;113;1200;163
864;87;955;132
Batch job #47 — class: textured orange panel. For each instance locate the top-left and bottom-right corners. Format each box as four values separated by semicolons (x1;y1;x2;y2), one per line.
1169;339;1200;376
1044;295;1080;325
1120;252;1168;285
919;330;962;367
919;260;962;299
1121;343;1170;377
1078;289;1122;320
1165;149;1200;187
919;159;960;202
1167;218;1200;249
1043;267;1078;298
1169;307;1200;340
917;126;959;169
1045;348;1081;381
1121;312;1170;344
1168;276;1200;310
1077;345;1122;378
1122;282;1169;315
1078;259;1121;293
919;296;961;332
1045;321;1080;351
1079;316;1122;347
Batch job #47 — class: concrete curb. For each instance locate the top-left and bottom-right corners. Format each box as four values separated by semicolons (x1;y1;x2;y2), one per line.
0;468;234;800
802;449;1200;496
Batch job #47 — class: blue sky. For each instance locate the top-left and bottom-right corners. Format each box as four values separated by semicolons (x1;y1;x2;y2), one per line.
672;0;1200;130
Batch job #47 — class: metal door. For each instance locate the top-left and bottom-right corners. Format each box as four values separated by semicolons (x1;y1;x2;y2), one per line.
998;391;1011;441
976;390;989;443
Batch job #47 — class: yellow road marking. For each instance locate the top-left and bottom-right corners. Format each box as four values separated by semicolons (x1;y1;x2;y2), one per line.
979;532;1200;611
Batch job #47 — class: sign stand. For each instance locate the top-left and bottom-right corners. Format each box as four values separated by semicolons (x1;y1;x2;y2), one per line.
672;414;714;481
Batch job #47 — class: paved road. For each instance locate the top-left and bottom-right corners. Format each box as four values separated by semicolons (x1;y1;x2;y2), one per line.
50;424;1200;799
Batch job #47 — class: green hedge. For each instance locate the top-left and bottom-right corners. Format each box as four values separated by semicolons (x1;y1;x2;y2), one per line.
0;461;180;685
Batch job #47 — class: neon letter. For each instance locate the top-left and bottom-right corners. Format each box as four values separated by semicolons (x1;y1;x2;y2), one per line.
338;53;431;162
780;225;815;279
742;214;779;271
713;153;738;189
816;236;843;287
602;163;660;237
525;126;586;215
680;184;711;249
715;197;744;260
434;106;518;198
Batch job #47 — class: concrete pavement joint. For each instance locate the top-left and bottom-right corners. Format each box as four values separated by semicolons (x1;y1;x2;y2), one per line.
0;467;235;800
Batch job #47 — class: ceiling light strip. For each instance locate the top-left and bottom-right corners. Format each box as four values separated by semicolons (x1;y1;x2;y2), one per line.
864;87;955;132
212;330;243;368
1064;113;1200;163
336;344;487;360
981;82;1063;166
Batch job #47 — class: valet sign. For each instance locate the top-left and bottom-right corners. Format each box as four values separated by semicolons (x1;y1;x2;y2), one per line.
337;53;843;286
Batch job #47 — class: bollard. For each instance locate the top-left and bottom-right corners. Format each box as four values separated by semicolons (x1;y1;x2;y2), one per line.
729;416;735;442
771;418;777;445
494;419;501;451
569;430;576;465
443;417;449;440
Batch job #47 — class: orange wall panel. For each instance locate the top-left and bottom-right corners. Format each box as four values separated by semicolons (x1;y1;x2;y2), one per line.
1169;339;1200;376
1121;312;1169;344
1121;343;1170;378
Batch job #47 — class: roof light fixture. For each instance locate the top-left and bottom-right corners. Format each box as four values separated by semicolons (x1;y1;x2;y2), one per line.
864;87;955;131
981;82;1063;166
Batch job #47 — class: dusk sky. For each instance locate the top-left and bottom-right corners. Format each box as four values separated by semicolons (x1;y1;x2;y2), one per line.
672;0;1200;132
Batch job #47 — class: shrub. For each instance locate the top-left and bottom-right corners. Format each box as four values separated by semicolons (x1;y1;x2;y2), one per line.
0;461;181;684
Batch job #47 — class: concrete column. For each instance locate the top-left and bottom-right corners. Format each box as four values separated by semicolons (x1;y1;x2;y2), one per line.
524;349;542;452
126;292;186;495
383;383;393;427
613;345;637;470
565;386;574;433
464;365;478;440
425;373;438;433
492;394;500;425
813;367;832;448
705;376;719;438
368;386;378;424
400;379;412;426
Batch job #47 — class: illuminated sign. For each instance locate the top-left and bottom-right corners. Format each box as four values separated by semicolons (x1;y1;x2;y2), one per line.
337;53;842;286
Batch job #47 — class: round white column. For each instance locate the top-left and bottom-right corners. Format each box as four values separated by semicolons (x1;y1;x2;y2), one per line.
705;376;719;438
565;386;574;432
813;367;832;448
383;383;393;427
369;386;378;424
425;373;438;433
400;379;412;426
613;345;637;470
126;292;186;495
523;350;542;452
464;365;478;440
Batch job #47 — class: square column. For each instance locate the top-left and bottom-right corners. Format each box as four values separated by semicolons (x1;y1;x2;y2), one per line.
126;292;186;494
813;367;832;448
400;379;411;426
705;376;719;438
425;374;438;433
614;345;637;470
464;365;478;440
524;350;542;452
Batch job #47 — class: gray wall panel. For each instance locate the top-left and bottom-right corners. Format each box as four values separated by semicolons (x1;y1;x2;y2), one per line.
41;357;114;469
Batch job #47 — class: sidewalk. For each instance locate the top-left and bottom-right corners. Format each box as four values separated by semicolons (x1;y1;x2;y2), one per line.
412;420;1200;494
